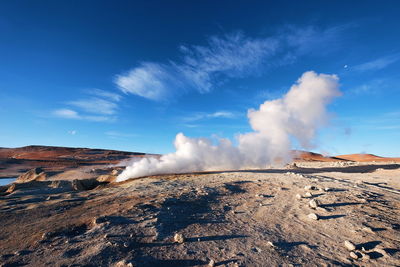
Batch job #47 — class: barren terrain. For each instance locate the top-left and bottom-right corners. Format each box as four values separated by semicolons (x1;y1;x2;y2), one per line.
1;146;399;266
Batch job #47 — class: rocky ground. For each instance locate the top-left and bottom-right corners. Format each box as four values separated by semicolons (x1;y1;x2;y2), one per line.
1;159;399;266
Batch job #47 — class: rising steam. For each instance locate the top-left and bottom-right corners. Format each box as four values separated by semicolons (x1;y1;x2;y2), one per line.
117;71;340;181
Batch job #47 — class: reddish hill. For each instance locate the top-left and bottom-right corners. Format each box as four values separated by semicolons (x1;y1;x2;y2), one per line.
335;153;400;162
0;145;147;178
293;150;345;162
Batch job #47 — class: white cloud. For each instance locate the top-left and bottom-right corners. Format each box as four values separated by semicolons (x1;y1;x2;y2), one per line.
88;89;122;102
115;26;346;101
183;111;238;122
53;108;115;122
54;89;121;122
353;54;400;72
68;97;118;115
347;79;385;95
68;130;77;135
115;63;181;101
53;108;80;119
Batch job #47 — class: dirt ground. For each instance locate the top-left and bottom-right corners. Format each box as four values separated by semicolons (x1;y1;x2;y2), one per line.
0;161;399;267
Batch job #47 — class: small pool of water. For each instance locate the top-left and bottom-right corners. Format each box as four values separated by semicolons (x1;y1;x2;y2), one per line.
0;178;16;186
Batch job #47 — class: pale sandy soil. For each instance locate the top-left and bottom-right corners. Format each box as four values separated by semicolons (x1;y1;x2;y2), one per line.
0;162;399;267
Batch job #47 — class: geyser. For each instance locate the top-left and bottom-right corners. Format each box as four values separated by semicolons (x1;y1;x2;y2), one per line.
117;71;341;181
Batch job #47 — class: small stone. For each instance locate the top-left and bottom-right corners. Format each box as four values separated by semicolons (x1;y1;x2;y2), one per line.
350;251;359;259
46;196;51;201
174;233;185;243
308;213;319;220
123;242;129;248
362;226;374;234
104;234;110;239
299;244;311;250
344;240;356;251
267;241;275;247
41;232;51;240
114;260;133;267
304;185;316;190
316;207;328;212
361;252;370;261
309;199;320;209
208;259;215;267
304;192;313;198
296;194;302;200
324;187;331;192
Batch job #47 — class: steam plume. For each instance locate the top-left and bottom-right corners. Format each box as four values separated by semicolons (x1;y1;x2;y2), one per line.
117;71;340;181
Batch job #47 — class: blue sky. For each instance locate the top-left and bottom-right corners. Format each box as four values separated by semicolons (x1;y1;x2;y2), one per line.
0;0;399;156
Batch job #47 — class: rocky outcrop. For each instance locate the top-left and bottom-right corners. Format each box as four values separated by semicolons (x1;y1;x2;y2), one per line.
16;168;47;183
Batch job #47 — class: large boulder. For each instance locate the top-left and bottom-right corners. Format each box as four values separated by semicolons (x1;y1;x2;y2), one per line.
16;168;47;183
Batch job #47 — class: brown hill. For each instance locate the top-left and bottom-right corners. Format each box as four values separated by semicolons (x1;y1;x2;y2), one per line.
0;145;146;179
293;150;345;162
335;153;400;162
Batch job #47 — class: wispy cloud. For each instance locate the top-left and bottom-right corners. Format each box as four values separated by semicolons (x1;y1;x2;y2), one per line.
87;89;122;102
68;98;118;115
183;111;239;122
115;26;347;101
53;89;121;122
347;79;385;95
53;108;115;122
53;108;80;119
353;54;400;72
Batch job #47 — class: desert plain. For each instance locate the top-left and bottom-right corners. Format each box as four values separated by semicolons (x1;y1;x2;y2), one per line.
0;146;399;266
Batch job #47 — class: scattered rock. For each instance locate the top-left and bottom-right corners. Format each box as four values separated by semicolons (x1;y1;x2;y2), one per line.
267;241;275;248
285;162;299;169
316;207;328;212
299;244;311;250
344;240;356;251
324;187;331;192
208;259;215;267
308;213;319;220
296;194;302;200
16;168;47;183
304;192;313;198
361;252;370;261
309;199;320;209
174;233;185;243
41;232;51;240
304;185;317;190
111;169;121;176
350;251;359;259
361;226;374;234
97;174;116;183
114;260;134;267
6;184;16;194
